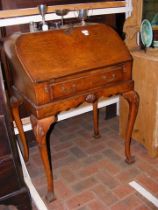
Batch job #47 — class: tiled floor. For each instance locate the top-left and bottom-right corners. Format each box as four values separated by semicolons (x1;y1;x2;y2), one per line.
1;109;158;210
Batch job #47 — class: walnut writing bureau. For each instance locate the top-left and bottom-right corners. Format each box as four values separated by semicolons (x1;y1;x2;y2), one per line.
3;23;139;202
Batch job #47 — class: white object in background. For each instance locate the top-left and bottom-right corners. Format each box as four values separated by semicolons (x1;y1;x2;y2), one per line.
81;30;89;36
125;0;132;18
0;6;132;27
29;22;38;32
42;23;49;31
16;142;48;210
129;181;158;208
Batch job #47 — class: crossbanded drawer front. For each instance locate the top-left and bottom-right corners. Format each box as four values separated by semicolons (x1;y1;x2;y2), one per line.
49;66;124;100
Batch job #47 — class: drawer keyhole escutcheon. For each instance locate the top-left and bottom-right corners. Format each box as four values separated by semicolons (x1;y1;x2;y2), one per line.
62;85;68;93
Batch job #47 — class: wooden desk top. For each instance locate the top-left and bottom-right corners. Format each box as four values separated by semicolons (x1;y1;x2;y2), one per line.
5;24;131;83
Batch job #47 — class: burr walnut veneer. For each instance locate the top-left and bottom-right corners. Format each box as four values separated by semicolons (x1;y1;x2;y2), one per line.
3;23;139;202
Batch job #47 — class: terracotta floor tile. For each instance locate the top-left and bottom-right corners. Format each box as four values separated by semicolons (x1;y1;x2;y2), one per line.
98;159;121;175
136;160;158;181
136;174;158;194
88;200;108;210
116;167;141;183
96;171;119;189
102;148;123;164
72;177;98;193
24;111;158;210
85;143;106;155
48;199;65;210
76;206;90;210
113;184;135;199
78;163;99;178
70;147;87;159
135;204;152;210
66;191;95;209
92;184;118;206
60;167;77;183
54;179;73;200
135;193;158;210
111;194;142;210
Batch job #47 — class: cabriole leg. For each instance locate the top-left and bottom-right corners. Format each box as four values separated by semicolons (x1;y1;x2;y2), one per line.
10;96;29;162
122;90;139;164
30;115;56;202
93;100;100;138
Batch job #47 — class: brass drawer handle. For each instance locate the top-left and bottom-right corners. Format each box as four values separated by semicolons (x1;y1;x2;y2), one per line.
112;73;116;78
61;85;68;93
61;85;65;91
61;84;76;94
109;73;116;81
102;75;107;80
72;84;76;92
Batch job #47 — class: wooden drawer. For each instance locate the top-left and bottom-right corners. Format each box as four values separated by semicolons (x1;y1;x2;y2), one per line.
49;65;124;100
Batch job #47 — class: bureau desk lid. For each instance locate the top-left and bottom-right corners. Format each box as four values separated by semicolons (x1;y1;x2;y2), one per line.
4;23;132;83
